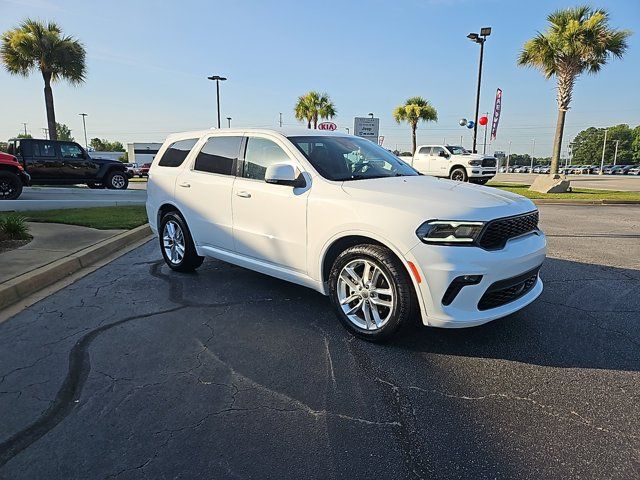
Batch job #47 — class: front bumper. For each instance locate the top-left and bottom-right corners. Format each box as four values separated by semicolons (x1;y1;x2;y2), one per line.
469;167;496;178
20;171;31;186
406;230;546;328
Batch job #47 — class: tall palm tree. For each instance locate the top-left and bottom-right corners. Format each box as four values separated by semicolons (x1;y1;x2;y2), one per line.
1;19;86;141
294;91;336;129
518;6;630;175
393;97;438;154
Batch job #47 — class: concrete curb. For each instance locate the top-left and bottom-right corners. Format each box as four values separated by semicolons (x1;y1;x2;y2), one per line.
0;224;152;311
533;199;640;205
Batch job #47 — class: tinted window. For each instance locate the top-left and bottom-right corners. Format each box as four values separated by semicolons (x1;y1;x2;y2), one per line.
194;136;242;175
243;138;290;180
418;146;431;155
33;141;56;158
158;139;198;167
289;136;418;181
60;143;84;158
431;147;445;156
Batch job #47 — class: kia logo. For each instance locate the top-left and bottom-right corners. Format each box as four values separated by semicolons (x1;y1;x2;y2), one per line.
318;122;337;131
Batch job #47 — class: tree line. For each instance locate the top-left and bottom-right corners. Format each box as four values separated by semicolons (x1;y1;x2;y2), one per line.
571;124;640;164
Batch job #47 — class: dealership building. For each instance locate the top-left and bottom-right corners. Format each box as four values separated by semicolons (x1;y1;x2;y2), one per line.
126;142;163;165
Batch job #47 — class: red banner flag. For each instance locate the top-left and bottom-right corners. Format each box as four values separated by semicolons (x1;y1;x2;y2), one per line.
490;88;502;141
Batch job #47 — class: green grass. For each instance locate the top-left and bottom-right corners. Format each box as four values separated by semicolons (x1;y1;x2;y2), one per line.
4;205;149;230
487;182;640;201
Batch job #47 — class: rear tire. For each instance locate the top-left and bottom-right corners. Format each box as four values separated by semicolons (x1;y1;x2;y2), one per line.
159;211;204;272
328;244;416;342
450;167;468;182
0;171;23;200
105;170;129;190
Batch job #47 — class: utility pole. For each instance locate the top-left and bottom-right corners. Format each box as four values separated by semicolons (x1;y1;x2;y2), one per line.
207;75;227;128
79;113;88;150
530;138;535;170
279;112;283;127
227;117;232;128
599;129;608;175
613;140;619;166
22;123;27;136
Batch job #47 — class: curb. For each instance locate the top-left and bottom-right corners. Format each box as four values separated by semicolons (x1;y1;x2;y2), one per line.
0;224;152;311
532;199;640;205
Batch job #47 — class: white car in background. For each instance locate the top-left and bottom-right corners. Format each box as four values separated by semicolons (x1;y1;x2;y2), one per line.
409;145;497;184
147;128;546;340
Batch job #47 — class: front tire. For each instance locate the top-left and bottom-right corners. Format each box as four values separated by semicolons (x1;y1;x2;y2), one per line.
328;244;416;342
159;211;204;272
105;170;129;190
0;171;23;200
450;167;468;182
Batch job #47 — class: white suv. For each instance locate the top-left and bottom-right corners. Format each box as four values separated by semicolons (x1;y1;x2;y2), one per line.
147;128;546;340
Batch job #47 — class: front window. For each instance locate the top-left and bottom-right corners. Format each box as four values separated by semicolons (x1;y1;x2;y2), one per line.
445;146;469;155
289;136;417;181
60;143;84;158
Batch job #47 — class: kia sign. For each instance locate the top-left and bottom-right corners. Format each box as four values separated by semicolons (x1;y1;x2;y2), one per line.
354;117;379;141
318;122;337;131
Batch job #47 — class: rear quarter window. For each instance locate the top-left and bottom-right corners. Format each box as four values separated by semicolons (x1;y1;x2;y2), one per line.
157;139;198;167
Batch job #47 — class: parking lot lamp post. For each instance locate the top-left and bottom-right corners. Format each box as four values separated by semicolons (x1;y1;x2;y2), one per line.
506;140;512;172
22;123;27;136
530;138;535;170
467;27;491;153
207;75;227;128
226;117;232;128
613;140;619;166
368;113;374;119
599;129;608;175
279;112;283;127
345;127;350;134
79;113;88;150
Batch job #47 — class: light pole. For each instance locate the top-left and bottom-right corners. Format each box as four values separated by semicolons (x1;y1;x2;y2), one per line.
506;140;512;172
227;117;232;128
467;27;491;154
345;127;350;134
530;138;536;171
599;129;608;175
22;123;27;136
613;140;619;165
279;112;283;127
42;128;49;139
207;75;227;128
482;111;489;154
79;113;88;149
368;113;374;119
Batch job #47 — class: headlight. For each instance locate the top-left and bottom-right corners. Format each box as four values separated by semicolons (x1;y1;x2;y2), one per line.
468;159;482;166
416;220;485;244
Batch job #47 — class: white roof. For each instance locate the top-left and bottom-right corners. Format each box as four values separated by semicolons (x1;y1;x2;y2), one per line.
166;127;351;140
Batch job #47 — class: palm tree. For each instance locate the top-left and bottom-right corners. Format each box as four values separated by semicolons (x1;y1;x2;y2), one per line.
1;19;86;141
294;91;336;129
518;6;630;175
393;97;438;154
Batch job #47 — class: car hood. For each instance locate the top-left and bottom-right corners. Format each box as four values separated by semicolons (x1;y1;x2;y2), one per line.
453;152;487;161
340;175;535;221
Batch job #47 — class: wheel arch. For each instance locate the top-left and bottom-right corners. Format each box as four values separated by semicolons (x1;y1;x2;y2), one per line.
157;202;183;228
449;164;467;176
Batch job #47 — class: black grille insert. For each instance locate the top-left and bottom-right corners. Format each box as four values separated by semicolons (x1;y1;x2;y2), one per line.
478;211;539;250
478;266;540;311
482;158;497;167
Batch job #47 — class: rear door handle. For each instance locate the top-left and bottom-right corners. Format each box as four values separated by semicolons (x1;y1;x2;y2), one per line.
236;191;251;198
178;182;190;188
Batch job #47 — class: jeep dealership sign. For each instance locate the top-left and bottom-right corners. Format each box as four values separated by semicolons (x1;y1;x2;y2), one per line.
353;117;379;141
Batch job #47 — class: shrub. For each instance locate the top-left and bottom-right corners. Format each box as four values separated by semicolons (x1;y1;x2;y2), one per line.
0;213;30;240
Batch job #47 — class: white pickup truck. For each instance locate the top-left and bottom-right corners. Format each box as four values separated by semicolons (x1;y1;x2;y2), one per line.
406;145;497;184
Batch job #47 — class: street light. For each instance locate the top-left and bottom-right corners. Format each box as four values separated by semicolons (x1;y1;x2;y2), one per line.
368;113;374;118
345;127;350;134
207;75;227;128
467;26;491;153
227;117;232;128
79;113;88;149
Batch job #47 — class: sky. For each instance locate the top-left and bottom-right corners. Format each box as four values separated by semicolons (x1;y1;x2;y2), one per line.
0;0;639;156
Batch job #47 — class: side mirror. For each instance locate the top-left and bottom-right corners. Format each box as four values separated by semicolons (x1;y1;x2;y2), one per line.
439;151;448;158
265;163;305;188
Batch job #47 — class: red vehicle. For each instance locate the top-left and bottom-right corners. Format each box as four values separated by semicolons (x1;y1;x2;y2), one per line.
139;162;152;177
0;151;30;200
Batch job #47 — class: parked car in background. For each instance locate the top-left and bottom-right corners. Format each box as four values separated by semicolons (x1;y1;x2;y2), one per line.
410;145;497;184
147;128;546;340
139;163;152;177
0;151;30;200
612;165;634;175
539;166;550;174
602;165;615;174
6;138;129;190
123;162;139;178
628;165;640;175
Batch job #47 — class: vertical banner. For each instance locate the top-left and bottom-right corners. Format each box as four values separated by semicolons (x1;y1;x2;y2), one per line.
490;88;502;140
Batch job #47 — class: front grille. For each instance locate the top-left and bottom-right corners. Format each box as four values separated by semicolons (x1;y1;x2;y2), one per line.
482;158;497;167
478;267;540;311
478;211;539;250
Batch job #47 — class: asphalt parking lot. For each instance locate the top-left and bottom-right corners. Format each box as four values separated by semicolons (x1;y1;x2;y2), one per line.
0;205;638;479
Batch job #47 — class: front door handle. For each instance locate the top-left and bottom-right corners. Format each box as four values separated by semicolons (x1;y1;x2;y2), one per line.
236;191;251;198
178;182;190;188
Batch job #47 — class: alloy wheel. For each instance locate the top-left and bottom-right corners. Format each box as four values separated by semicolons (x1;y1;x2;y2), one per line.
0;179;16;198
112;174;126;189
337;258;394;331
162;220;186;265
451;170;465;181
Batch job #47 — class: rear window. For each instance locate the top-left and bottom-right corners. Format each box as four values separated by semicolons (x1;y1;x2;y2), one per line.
157;139;198;167
194;136;242;175
33;141;57;158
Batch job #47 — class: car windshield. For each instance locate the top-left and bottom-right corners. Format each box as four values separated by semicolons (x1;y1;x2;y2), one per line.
445;146;469;155
289;136;418;181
